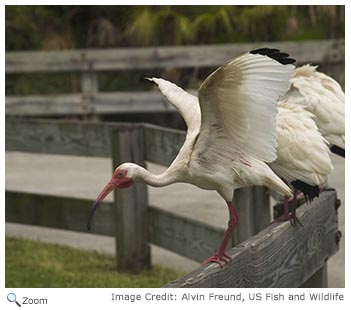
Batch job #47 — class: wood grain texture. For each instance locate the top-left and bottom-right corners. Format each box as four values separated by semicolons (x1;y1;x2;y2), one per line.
6;39;344;73
5;117;134;157
112;127;151;271
149;206;226;262
300;265;328;288
143;124;185;166
5;191;115;236
165;190;339;288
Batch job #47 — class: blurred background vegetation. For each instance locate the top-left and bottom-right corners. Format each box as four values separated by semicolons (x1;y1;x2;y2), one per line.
5;5;345;124
6;5;345;50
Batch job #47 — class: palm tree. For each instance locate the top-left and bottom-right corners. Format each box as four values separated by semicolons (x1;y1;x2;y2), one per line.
125;6;194;45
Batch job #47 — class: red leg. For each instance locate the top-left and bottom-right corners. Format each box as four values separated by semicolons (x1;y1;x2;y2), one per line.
272;191;302;227
291;189;303;226
201;201;238;267
272;196;294;225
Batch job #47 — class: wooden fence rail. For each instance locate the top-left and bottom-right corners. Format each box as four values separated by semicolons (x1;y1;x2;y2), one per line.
5;118;339;286
165;190;339;288
5;39;344;116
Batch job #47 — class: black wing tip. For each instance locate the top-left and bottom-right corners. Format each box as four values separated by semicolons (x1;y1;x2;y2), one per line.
250;47;296;65
330;145;345;157
291;180;320;202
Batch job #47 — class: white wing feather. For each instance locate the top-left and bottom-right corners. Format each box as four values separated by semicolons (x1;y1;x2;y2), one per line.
283;64;345;148
269;102;333;186
146;77;201;168
146;77;200;136
195;52;294;163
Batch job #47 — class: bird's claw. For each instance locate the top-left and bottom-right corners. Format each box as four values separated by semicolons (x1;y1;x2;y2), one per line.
201;252;232;267
271;213;303;227
291;214;303;227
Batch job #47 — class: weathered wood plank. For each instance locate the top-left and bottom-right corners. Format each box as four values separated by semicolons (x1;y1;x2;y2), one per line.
112;127;151;271
300;265;328;288
6;91;178;116
81;72;99;114
165;190;339;288
5;117;134;157
6;94;88;115
143;124;186;166
232;186;271;246
93;92;176;114
5;190;227;263
6;39;344;73
149;206;226;262
5;191;115;236
5;118;185;163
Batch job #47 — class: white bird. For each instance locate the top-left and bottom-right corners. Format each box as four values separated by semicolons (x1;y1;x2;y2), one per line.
87;48;295;266
269;101;333;224
282;64;345;157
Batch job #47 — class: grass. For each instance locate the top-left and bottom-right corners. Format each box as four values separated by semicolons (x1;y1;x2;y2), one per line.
5;237;185;288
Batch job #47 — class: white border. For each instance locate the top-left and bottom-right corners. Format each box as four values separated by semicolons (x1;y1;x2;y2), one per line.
1;1;348;309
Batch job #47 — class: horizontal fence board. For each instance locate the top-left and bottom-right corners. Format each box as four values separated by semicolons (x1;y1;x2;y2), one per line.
5;118;186;163
149;206;226;262
165;190;339;287
5;118;137;157
94;92;176;114
5;92;178;116
6;94;89;115
143;124;186;166
5;190;227;262
6;39;344;73
5;191;115;236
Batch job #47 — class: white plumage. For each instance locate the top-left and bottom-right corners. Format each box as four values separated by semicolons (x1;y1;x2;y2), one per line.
283;64;345;152
88;50;296;265
269;101;333;188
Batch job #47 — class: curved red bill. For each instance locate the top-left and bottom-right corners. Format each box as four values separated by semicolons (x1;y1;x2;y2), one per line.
87;177;134;231
87;179;117;231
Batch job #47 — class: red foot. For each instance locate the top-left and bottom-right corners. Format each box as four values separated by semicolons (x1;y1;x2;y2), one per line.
201;252;232;267
272;213;294;226
271;213;302;227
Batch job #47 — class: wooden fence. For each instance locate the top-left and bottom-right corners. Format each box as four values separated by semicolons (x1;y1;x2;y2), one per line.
5;39;344;116
5;118;340;287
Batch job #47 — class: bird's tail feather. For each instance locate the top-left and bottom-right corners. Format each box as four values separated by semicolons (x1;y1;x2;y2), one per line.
330;145;345;158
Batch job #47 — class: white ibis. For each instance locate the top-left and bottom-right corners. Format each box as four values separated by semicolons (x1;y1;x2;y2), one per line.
269;101;333;225
87;48;295;266
283;64;345;157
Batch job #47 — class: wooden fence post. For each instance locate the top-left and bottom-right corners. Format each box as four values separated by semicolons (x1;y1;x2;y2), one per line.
300;265;328;288
232;186;270;245
111;125;151;272
81;71;99;115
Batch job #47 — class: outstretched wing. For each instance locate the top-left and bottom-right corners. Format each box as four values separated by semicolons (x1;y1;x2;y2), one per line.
146;77;201;167
193;49;295;164
146;78;200;136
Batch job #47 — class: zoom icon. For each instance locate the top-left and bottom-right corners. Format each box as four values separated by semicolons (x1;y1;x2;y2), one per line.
7;293;21;307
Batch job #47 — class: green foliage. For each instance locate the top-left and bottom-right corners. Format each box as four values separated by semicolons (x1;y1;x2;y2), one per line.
6;237;184;288
125;6;194;45
5;5;344;96
6;5;345;51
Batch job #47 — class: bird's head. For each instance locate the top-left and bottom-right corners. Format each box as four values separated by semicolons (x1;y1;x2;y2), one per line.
87;163;139;231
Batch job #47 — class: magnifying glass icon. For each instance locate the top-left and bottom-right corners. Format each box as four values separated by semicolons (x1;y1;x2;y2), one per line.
7;293;21;307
